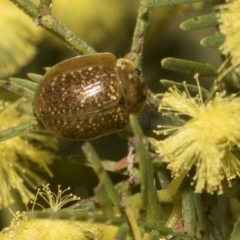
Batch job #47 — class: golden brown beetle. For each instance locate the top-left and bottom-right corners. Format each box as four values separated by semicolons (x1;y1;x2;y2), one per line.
33;53;147;140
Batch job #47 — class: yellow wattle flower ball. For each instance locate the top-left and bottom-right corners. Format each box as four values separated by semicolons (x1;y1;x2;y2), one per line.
1;218;103;240
0;0;42;78
218;0;240;74
151;84;240;194
0;99;57;208
0;185;104;240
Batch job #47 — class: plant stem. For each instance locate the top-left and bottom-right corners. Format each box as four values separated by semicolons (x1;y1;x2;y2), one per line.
182;184;197;236
147;90;162;114
9;0;95;55
131;4;149;68
82;143;121;210
158;170;188;203
130;115;163;223
37;14;96;54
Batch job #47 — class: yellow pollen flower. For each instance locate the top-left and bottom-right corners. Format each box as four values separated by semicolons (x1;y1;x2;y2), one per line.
0;0;42;78
0;184;104;240
218;0;240;74
152;86;240;194
0;99;57;208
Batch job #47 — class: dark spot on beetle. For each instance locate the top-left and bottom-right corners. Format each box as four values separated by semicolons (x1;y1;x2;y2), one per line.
119;96;125;104
134;68;141;76
194;17;199;21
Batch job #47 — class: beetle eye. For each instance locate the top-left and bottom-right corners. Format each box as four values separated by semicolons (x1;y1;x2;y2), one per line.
134;68;141;76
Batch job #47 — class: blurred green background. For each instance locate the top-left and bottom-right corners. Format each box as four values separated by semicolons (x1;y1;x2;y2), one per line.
1;0;237;237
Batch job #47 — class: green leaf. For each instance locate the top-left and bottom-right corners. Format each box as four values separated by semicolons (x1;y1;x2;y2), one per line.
231;216;240;240
0;120;38;142
149;230;159;240
161;57;217;76
200;34;225;48
182;185;197;235
180;13;218;31
130;115;162;223
0;79;35;101
155;93;165;98
142;0;209;8
194;195;210;239
115;224;130;240
8;77;38;91
68;155;128;175
82;143;121;208
27;73;43;83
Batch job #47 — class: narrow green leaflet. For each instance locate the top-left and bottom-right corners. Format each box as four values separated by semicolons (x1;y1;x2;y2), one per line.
142;0;209;8
161;57;217;76
231;216;240;240
180;13;218;31
200;34;225;48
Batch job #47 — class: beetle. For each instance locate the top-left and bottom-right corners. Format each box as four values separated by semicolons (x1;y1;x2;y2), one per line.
0;53;147;141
